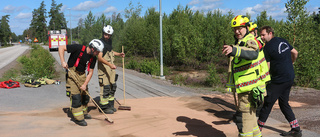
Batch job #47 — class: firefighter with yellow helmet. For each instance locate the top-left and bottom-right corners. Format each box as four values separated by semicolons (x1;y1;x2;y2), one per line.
222;15;270;137
249;22;264;48
97;25;125;114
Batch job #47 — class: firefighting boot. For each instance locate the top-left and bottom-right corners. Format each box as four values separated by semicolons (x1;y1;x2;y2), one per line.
75;119;87;126
84;114;92;119
100;103;114;114
109;100;117;112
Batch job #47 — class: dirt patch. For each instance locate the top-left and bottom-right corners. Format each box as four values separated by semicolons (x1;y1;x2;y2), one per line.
0;95;239;137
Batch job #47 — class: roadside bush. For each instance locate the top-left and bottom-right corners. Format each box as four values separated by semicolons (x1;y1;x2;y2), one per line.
139;59;159;75
125;57;169;77
126;59;139;70
171;74;187;86
205;63;221;87
17;44;56;80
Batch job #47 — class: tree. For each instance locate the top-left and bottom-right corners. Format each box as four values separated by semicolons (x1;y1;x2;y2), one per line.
0;15;11;45
80;11;95;45
76;18;84;40
48;0;67;30
122;1;145;56
144;8;160;58
29;1;47;43
111;12;124;52
285;0;320;88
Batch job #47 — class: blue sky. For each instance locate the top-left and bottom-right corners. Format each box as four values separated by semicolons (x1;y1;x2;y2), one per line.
0;0;319;35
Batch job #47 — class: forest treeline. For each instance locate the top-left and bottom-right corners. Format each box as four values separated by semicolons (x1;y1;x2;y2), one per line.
1;0;320;89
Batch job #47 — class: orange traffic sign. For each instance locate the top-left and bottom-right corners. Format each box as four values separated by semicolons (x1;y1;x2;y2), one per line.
34;38;38;42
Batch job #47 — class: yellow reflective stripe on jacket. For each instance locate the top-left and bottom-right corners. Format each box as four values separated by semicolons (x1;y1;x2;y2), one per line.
235;71;270;88
235;46;241;57
234;57;265;73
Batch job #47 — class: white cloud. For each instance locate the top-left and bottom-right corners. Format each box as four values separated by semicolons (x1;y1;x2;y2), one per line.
1;5;28;13
73;0;107;11
2;5;15;13
191;3;220;11
15;12;32;19
203;0;220;3
263;0;281;5
103;6;117;14
243;7;256;15
188;0;200;5
60;5;68;12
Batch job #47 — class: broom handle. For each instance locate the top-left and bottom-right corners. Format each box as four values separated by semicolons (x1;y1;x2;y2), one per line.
122;46;126;105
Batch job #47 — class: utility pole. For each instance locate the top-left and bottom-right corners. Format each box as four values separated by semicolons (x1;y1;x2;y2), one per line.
159;0;165;80
68;8;72;43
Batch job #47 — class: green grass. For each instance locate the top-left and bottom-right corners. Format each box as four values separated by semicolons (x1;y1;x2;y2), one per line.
0;44;56;82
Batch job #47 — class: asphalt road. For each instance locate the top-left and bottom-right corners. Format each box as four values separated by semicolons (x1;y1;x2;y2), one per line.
0;43;29;69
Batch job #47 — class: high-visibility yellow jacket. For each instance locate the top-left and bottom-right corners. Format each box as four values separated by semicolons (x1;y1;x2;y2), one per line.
226;33;270;93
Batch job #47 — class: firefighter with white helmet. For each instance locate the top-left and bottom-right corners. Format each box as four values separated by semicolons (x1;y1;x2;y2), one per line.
223;15;269;137
97;25;125;114
58;39;104;126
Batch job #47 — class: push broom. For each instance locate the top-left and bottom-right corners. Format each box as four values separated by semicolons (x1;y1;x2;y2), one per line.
67;69;114;123
117;46;131;111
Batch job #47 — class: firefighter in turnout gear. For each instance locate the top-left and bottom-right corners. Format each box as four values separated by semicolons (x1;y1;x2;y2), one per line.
249;22;265;48
222;15;270;137
59;39;104;126
97;25;125;114
249;22;269;114
232;21;271;133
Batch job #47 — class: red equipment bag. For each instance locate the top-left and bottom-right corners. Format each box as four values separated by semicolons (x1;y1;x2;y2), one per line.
0;79;20;89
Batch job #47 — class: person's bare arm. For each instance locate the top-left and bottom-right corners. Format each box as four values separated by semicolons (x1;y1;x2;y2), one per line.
291;48;298;64
80;68;94;91
113;51;125;57
58;45;68;69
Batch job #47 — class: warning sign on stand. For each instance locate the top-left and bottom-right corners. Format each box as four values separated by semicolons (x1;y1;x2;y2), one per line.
34;38;38;42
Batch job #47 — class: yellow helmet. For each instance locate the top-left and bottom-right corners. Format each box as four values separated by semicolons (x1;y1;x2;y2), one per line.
249;22;258;32
231;15;249;28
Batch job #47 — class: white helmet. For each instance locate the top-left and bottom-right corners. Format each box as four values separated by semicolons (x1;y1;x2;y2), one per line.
89;39;104;52
103;25;114;35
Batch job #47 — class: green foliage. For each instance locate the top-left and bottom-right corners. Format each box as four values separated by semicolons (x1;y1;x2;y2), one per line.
0;15;11;46
17;44;56;80
30;1;47;43
126;59;139;70
125;57;169;76
0;69;19;82
171;74;188;86
205;63;220;87
80;11;96;46
48;0;67;30
139;59;160;75
283;0;320;89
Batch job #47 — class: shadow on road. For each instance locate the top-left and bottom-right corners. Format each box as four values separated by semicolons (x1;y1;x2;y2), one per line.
173;116;226;137
201;96;287;134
